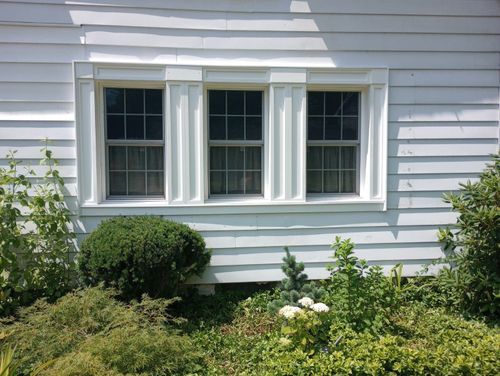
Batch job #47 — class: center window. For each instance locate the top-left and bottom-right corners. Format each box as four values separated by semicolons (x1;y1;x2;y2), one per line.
208;90;263;196
307;91;360;194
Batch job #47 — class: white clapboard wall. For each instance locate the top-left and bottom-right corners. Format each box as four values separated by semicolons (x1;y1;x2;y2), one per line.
0;0;498;283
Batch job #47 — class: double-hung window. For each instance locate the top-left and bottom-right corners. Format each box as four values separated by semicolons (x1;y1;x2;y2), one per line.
76;63;387;210
105;88;165;197
208;90;263;196
306;91;360;195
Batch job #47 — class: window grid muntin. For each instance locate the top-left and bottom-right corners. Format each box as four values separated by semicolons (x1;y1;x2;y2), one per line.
208;89;263;196
307;91;360;194
105;88;165;198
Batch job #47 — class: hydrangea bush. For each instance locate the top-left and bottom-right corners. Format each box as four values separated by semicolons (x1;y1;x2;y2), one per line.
277;298;331;354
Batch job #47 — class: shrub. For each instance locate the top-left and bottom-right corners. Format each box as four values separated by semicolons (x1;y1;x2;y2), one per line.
78;216;210;299
437;153;499;317
0;287;204;375
259;304;500;376
278;300;331;355
268;247;325;313
0;146;75;315
324;237;398;334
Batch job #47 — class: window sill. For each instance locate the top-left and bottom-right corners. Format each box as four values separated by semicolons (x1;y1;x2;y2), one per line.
79;197;385;216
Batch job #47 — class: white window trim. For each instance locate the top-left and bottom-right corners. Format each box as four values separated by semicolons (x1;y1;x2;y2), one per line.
75;62;388;216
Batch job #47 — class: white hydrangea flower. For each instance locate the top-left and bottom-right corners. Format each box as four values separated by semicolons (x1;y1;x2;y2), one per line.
278;305;303;318
310;302;330;313
298;297;314;308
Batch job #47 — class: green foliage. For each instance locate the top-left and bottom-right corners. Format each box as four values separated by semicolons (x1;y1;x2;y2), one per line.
187;288;280;375
279;307;331;355
0;346;17;376
268;247;325;313
0;145;75;315
78;216;210;299
0;286;203;375
436;154;499;317
325;237;398;334
259;304;500;376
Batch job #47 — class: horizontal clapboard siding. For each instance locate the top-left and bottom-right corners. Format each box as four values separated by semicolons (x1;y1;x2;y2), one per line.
0;0;498;283
8;0;500;16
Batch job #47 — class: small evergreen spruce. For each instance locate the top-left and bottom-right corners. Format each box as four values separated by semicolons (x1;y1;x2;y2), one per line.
268;247;326;313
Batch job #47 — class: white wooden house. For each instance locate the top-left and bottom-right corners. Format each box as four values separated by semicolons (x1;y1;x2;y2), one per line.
0;0;498;285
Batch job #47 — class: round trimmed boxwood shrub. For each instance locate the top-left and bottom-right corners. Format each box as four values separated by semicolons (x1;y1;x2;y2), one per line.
78;216;210;298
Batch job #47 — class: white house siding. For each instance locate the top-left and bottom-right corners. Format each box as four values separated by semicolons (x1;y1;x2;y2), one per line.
0;0;499;283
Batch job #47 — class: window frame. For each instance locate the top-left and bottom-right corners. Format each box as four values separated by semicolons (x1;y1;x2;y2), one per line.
75;63;387;213
306;88;363;197
203;83;269;201
96;80;167;201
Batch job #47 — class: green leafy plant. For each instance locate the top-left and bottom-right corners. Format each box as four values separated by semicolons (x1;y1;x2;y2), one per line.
325;237;397;334
259;304;500;376
0;286;204;375
278;300;331;355
78;216;211;299
0;145;75;315
436;154;499;317
0;346;17;376
268;247;325;313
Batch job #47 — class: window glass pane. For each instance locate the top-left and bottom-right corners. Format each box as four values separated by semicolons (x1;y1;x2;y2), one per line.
341;170;356;193
147;147;163;171
126;89;144;114
324;146;340;170
307;171;322;193
145;89;163;114
210;147;226;170
245;147;261;170
227;91;244;115
325;92;342;116
126;115;144;139
147;172;164;195
342;117;358;140
307;116;323;140
210;171;226;194
308;92;324;115
146;115;163;140
227;147;244;170
128;146;146;170
109;172;126;195
227;171;244;194
106;88;124;113
341;147;357;169
109;146;126;170
307;146;322;170
106;87;164;197
227;116;244;140
343;92;359;116
246;91;262;115
324;171;340;193
246;171;261;194
209;90;225;115
107;115;125;139
209;116;226;140
128;171;146;195
208;89;263;196
325;116;341;140
245;116;262;140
